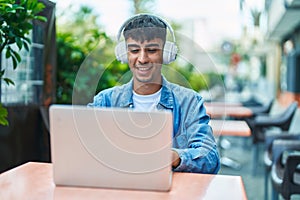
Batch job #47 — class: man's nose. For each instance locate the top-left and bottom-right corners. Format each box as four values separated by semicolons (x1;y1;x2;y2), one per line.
138;50;149;63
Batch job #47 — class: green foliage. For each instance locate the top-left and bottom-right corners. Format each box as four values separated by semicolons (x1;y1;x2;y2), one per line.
0;0;46;77
0;0;46;126
206;72;225;87
56;6;130;104
56;32;85;103
130;0;156;14
189;73;209;91
162;62;210;92
0;103;8;126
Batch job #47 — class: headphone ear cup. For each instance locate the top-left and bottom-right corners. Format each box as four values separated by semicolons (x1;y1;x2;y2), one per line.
115;41;128;63
163;41;178;64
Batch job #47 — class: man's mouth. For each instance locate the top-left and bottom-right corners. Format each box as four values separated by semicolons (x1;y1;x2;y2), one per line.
136;66;153;71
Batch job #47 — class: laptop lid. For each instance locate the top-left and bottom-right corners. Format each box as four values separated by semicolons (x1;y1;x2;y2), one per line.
49;104;173;191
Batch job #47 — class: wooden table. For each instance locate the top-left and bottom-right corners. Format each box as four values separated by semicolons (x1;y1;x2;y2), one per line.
210;119;251;137
0;162;248;200
210;119;251;170
205;105;253;119
205;101;242;107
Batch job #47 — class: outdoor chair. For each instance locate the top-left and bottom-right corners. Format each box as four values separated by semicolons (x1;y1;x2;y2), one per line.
230;98;274;121
247;101;298;175
248;101;298;144
241;96;264;107
263;132;300;200
271;139;300;200
247;98;274;117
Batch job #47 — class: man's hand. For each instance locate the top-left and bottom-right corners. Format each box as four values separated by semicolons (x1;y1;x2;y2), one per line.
172;150;181;168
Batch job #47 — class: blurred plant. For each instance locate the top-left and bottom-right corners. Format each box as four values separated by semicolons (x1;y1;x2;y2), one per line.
0;0;46;125
56;6;130;104
163;63;210;92
130;0;156;14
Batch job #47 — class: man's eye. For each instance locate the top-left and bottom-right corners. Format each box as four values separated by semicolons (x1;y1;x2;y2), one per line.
129;49;139;53
148;49;158;53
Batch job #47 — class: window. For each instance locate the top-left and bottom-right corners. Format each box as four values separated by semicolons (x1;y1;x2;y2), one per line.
1;26;45;105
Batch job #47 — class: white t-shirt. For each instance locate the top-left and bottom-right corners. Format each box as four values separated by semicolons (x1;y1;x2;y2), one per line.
132;88;162;111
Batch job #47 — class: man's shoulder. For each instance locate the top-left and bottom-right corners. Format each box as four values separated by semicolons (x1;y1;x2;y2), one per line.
166;81;199;97
166;81;205;106
98;82;131;96
91;82;132;107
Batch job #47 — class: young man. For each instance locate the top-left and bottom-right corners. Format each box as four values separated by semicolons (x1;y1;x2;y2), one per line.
88;14;220;174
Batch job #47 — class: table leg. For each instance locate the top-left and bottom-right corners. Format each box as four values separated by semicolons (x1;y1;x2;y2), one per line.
218;135;242;170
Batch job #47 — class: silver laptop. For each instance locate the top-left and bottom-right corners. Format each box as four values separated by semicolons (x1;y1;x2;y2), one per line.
49;104;173;191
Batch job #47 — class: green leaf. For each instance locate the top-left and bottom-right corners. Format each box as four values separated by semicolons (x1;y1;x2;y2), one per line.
35;15;47;22
16;37;23;50
0;3;13;9
3;78;15;86
5;47;11;58
12;56;18;69
23;41;29;51
0;118;9;126
11;49;21;62
0;1;13;5
23;36;31;44
0;104;9;126
0;34;3;44
0;70;5;77
11;4;25;10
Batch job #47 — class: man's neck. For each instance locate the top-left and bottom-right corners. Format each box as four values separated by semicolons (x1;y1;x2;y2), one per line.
133;77;162;95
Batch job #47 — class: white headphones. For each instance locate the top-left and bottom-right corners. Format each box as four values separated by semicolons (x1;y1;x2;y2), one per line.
115;13;178;64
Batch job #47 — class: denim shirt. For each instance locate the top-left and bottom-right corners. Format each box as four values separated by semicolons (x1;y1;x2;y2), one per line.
88;76;220;174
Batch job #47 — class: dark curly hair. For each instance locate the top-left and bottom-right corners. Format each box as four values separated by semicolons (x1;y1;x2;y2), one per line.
123;14;167;43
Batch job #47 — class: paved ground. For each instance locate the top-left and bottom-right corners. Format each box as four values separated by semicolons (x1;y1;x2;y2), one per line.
218;103;300;200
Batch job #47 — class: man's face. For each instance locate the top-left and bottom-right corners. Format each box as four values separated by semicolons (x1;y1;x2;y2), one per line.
126;37;164;84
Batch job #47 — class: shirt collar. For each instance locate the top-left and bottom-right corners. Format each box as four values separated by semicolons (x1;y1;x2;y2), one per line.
117;76;174;109
159;76;174;109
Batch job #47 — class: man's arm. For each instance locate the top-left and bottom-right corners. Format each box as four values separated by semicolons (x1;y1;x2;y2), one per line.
172;95;220;174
